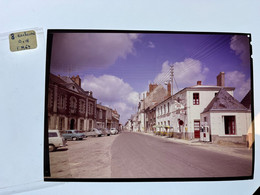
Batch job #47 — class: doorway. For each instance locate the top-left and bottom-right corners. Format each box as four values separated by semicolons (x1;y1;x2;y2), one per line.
224;116;236;135
194;120;200;138
70;119;75;129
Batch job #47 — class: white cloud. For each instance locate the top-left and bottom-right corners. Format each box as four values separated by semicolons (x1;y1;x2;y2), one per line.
225;71;250;101
148;41;155;48
230;35;251;66
154;58;209;94
82;74;139;123
51;33;140;74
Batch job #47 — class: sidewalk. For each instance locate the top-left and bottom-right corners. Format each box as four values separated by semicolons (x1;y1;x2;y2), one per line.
133;131;253;160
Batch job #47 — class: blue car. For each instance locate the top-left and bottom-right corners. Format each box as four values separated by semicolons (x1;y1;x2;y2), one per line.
61;130;85;141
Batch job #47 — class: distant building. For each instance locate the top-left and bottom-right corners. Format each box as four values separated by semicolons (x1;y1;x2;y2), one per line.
135;83;170;132
105;106;113;130
96;104;107;129
124;119;132;131
112;109;120;130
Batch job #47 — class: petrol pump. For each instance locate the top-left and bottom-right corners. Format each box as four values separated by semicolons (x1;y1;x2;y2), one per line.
200;122;210;142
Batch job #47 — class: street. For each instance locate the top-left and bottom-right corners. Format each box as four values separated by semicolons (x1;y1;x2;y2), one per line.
111;132;252;178
48;132;253;179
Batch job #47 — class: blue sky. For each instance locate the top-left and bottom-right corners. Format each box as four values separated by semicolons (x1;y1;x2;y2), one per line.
50;32;251;123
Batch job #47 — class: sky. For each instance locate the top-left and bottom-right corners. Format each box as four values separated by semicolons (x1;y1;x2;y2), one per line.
50;32;252;124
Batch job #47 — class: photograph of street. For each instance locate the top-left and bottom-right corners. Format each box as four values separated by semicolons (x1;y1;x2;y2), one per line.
45;31;253;180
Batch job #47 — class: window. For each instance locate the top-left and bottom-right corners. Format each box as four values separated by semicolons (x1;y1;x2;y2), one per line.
79;99;85;114
99;110;102;119
204;117;207;122
58;117;64;130
69;96;77;113
161;106;163;115
164;104;166;114
48;89;53;108
80;119;84;130
58;94;67;109
193;93;199;105
88;102;94;115
224;116;236;135
168;120;170;126
167;102;170;113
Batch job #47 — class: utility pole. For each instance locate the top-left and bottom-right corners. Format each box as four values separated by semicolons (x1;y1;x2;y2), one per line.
143;93;145;132
170;65;174;95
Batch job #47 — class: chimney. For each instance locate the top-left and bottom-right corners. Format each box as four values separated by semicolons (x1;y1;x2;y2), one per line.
217;72;225;87
149;83;158;93
71;75;81;87
167;82;171;96
197;81;202;85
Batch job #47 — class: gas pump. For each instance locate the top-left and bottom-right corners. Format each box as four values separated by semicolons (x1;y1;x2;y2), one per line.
200;124;210;142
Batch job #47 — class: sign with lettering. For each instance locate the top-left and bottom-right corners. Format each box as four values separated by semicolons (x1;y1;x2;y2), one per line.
9;30;37;52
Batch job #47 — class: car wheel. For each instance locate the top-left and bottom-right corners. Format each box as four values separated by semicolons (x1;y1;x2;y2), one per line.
49;144;55;152
72;137;77;141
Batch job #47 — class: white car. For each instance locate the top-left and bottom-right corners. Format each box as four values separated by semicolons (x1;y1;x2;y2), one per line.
110;128;118;135
48;130;67;152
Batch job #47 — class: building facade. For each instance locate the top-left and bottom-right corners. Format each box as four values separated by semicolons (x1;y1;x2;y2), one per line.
112;109;120;130
200;88;251;144
134;83;170;132
155;72;236;140
48;73;97;131
96;104;107;129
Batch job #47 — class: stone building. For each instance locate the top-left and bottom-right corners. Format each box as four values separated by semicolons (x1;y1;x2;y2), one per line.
96;104;107;129
112;109;120;130
135;83;170;132
48;73;97;131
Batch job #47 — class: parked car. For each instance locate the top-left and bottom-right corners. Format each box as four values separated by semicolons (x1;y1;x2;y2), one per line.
85;128;102;137
48;129;67;152
61;130;85;141
100;128;111;136
110;128;118;135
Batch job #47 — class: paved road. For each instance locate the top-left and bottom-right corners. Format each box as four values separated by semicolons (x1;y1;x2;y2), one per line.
111;132;253;178
48;135;118;178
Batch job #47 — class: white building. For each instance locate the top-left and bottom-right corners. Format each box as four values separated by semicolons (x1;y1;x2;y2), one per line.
125;119;132;131
132;114;139;132
155;95;173;133
200;88;251;144
156;72;236;140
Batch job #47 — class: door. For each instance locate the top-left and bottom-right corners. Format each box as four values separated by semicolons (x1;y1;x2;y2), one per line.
194;120;200;138
224;116;236;135
70;119;75;129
